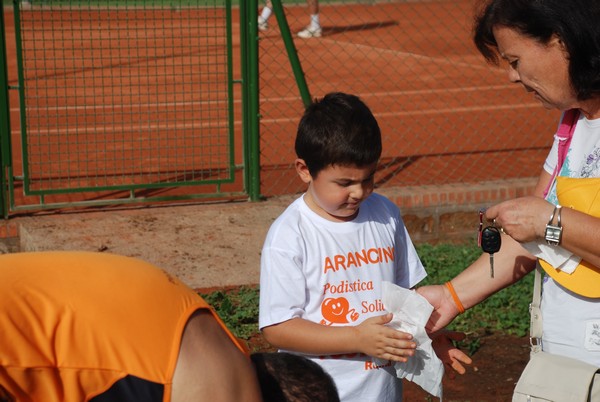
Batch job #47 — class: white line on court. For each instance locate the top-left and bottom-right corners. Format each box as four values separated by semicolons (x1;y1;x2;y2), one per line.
7;84;517;115
10;96;540;135
259;102;542;124
316;37;501;71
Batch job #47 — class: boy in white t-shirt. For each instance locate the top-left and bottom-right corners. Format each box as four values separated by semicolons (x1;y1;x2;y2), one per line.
258;92;471;401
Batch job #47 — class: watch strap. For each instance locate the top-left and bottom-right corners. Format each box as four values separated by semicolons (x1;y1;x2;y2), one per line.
545;205;563;246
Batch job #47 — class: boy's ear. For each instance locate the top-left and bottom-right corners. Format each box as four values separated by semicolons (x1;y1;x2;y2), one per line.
295;159;312;184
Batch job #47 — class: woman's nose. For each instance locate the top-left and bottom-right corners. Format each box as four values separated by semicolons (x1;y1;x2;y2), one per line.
508;68;520;83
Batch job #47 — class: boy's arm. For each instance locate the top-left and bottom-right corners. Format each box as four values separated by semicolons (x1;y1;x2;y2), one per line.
262;314;417;362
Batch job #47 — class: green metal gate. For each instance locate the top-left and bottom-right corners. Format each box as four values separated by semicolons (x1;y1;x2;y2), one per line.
0;0;261;216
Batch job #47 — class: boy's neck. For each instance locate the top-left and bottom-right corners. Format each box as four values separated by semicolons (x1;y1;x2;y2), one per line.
302;193;359;223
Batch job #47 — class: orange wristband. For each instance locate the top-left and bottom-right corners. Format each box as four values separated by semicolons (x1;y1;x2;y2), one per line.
445;281;465;314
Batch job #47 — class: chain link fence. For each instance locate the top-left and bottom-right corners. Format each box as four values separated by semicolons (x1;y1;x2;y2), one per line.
1;0;560;213
257;0;558;198
3;0;247;213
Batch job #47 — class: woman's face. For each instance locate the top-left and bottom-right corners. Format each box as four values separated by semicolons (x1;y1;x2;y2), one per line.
493;26;577;110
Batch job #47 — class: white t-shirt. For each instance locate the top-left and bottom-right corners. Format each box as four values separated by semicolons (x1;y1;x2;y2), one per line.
542;113;600;365
259;192;427;402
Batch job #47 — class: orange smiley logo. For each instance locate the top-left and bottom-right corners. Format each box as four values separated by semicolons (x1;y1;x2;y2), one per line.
321;297;359;325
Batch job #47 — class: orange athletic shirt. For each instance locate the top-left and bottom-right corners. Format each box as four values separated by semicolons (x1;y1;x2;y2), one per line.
0;251;246;402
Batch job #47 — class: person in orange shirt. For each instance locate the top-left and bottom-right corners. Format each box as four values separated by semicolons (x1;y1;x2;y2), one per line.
0;251;339;402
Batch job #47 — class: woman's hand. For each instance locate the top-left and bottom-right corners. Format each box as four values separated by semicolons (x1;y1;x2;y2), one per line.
416;284;460;333
431;330;472;376
485;196;554;242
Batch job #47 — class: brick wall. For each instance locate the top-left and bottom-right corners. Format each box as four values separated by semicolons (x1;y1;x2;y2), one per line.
0;177;538;251
379;177;538;244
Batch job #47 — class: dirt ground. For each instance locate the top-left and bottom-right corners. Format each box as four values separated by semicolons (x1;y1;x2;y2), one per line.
247;329;530;402
400;332;530;402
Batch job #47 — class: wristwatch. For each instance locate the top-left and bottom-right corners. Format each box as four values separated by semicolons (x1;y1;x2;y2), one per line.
545;205;563;246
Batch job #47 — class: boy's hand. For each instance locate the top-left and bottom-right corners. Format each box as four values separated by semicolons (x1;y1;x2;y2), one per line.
354;313;416;362
431;330;472;376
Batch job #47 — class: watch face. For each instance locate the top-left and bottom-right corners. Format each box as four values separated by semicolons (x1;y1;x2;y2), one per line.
545;224;562;245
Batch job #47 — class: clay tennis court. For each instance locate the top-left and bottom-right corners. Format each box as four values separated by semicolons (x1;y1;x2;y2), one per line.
2;1;558;211
257;1;558;192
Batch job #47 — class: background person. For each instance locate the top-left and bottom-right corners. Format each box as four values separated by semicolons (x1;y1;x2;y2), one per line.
0;251;339;402
258;0;322;38
258;92;471;402
417;0;600;386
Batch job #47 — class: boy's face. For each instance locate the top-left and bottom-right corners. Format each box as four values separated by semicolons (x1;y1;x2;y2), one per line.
296;160;377;222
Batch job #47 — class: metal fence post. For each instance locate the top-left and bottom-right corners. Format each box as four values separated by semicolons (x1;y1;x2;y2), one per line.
244;0;262;201
271;0;311;107
0;3;13;219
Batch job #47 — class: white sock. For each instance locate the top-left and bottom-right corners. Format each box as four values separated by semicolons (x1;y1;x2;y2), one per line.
260;7;272;21
310;14;320;29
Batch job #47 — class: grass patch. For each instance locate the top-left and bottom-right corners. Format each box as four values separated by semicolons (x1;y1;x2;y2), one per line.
199;285;260;341
200;243;534;346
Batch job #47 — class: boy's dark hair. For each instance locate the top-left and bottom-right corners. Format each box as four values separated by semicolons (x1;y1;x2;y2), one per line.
295;92;382;177
473;0;600;100
251;352;340;402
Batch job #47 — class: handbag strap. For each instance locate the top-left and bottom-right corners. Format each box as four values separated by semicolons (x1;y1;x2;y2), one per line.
535;109;579;349
543;109;580;198
530;264;544;353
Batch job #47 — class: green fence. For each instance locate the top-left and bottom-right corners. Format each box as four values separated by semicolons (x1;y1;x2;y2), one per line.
0;0;260;216
0;0;560;216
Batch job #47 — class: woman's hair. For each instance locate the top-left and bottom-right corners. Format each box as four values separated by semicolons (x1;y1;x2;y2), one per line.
473;0;600;100
295;92;382;177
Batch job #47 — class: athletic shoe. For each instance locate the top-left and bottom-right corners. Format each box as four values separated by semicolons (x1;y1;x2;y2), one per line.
297;26;322;38
258;17;268;31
